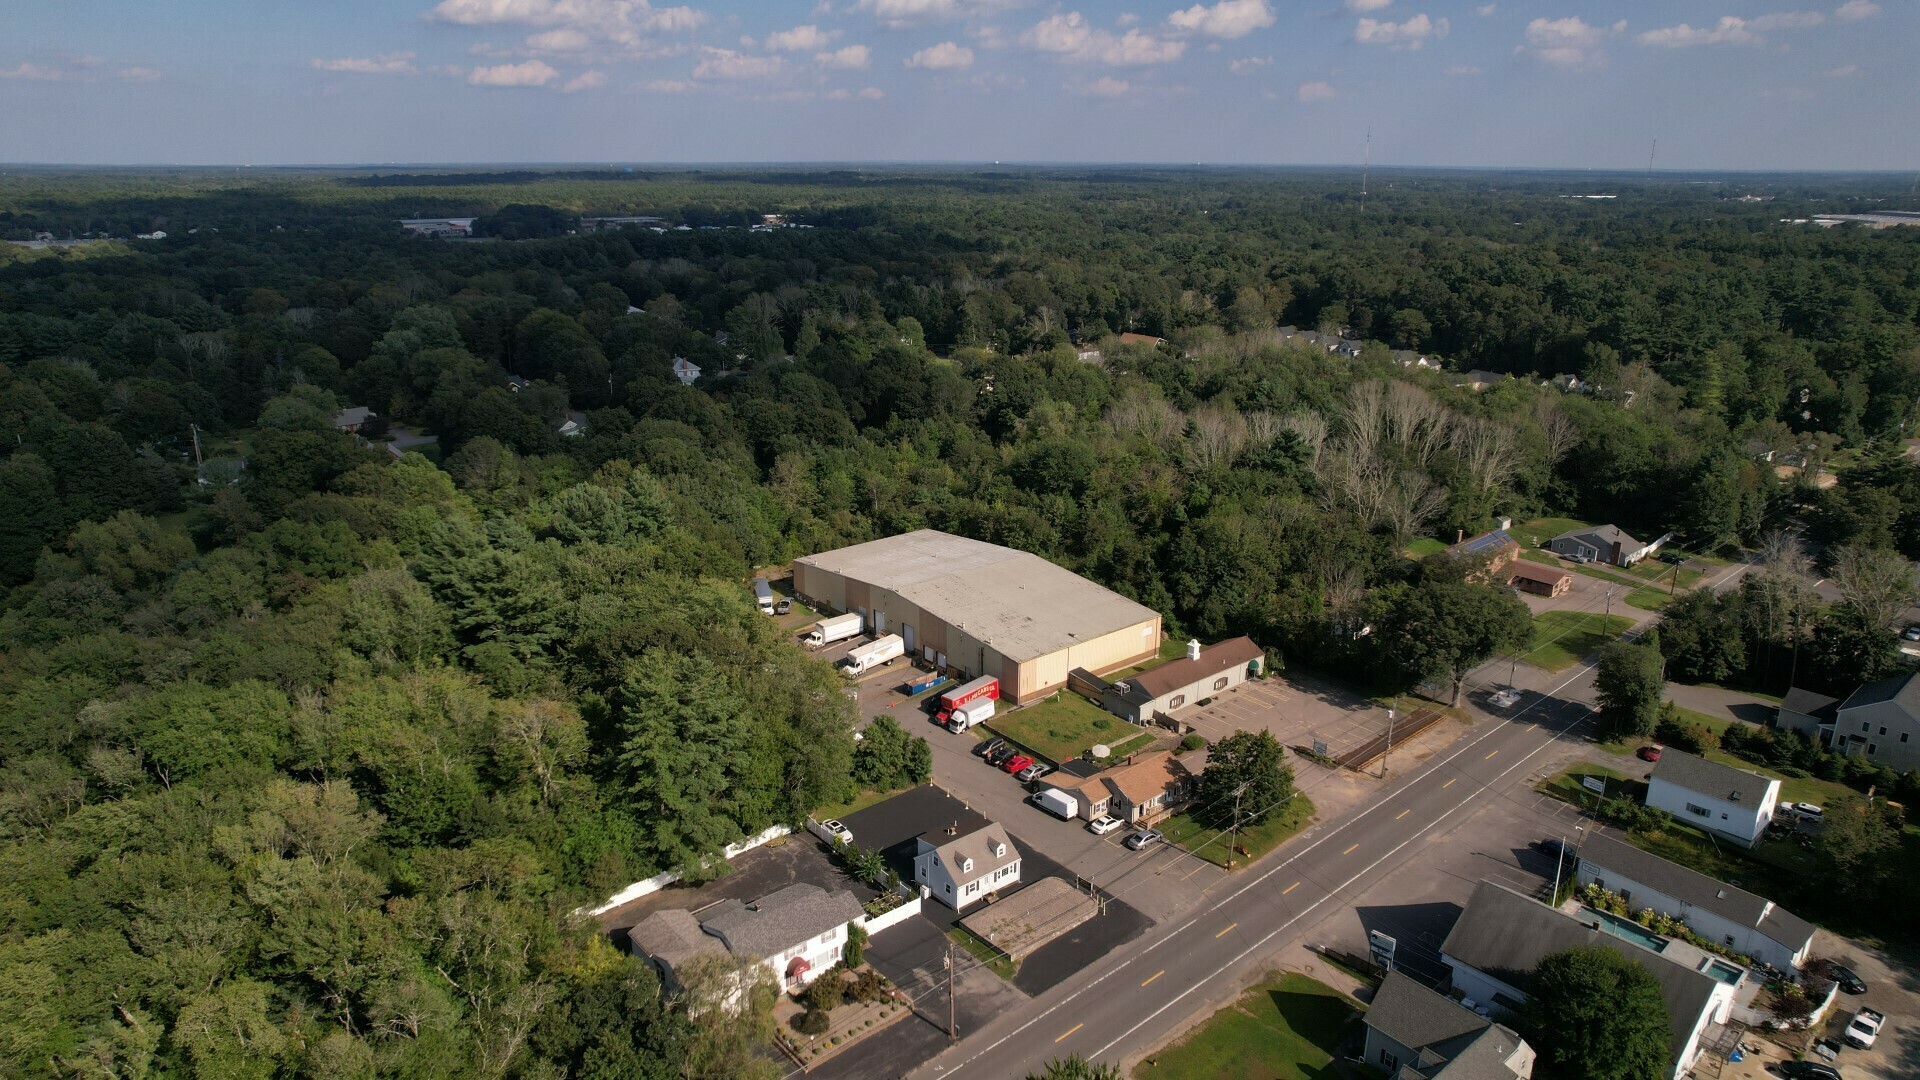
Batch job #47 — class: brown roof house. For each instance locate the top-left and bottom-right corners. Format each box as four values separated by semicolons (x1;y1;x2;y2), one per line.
1058;750;1200;825
1506;561;1573;597
1103;637;1264;724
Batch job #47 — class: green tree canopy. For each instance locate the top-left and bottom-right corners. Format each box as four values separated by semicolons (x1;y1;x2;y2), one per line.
1520;946;1671;1080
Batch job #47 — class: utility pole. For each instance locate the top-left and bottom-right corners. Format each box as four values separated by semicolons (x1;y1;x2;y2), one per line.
188;424;204;470
1551;833;1569;902
1380;709;1396;778
1228;782;1249;868
946;938;956;1042
1602;586;1615;636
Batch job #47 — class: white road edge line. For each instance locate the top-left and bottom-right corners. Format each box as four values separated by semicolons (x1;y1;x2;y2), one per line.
934;662;1596;1076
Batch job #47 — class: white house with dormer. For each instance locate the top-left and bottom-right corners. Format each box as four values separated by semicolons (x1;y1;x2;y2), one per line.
913;811;1021;911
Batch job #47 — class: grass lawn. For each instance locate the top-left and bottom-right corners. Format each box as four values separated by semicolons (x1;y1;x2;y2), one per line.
813;784;915;823
1625;589;1675;612
1644;706;1860;806
1512;516;1591;548
1537;762;1636;805
1514;611;1635;672
1404;537;1448;559
987;692;1132;765
1136;971;1361;1080
1110;638;1194;680
1160;795;1315;868
1110;730;1160;757
947;928;1017;981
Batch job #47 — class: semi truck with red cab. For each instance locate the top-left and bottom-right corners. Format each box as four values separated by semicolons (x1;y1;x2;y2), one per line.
936;676;999;725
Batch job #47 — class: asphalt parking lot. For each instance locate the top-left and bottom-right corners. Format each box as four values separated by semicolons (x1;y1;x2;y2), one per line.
1181;673;1398;762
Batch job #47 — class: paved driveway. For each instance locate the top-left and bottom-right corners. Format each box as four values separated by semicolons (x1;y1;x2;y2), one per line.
1180;674;1393;762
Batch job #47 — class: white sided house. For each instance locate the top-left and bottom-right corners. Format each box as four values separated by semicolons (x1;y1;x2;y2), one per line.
1574;833;1815;971
913;812;1021;911
1645;750;1781;848
1102;637;1263;724
627;882;863;997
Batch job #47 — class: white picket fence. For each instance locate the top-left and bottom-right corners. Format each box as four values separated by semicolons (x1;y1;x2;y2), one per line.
862;894;923;936
582;824;793;916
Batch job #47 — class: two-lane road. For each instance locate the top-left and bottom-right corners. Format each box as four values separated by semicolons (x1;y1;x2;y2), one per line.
919;662;1602;1078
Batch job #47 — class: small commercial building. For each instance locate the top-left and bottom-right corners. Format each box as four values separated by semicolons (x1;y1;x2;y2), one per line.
912;812;1022;911
1506;561;1573;597
792;531;1162;704
1573;833;1815;971
1102;637;1263;724
1363;971;1534;1080
1645;751;1781;848
1056;750;1200;824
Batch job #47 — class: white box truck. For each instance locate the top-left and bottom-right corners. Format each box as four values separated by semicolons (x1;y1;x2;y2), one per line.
752;577;774;615
805;613;863;649
1032;788;1078;820
842;634;905;677
944;698;996;733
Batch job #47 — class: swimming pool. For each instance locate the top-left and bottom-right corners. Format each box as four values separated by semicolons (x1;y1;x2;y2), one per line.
1583;906;1669;952
1701;959;1745;985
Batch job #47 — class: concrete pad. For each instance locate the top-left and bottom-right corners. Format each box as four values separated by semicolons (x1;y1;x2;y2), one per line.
960;877;1098;961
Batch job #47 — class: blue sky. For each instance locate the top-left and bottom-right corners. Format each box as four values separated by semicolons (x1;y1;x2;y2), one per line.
1;1;1912;169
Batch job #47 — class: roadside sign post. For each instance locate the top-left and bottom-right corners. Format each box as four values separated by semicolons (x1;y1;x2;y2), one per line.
1368;930;1398;972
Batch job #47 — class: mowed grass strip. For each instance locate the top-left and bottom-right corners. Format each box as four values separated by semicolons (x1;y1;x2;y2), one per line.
987;691;1131;765
1516;611;1635;672
1159;796;1315;869
1136;971;1361;1080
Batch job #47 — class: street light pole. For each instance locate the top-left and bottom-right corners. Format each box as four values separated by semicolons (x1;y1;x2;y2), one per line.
945;938;956;1041
1380;709;1395;778
1551;833;1568;903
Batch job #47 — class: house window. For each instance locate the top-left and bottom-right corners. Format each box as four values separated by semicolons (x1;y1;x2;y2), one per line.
1725;935;1736;946
1213;676;1229;691
965;881;980;895
1169;695;1186;709
1379;1050;1399;1071
1880;727;1888;736
1902;733;1909;743
819;931;836;944
1863;722;1871;733
1867;744;1877;756
1686;803;1710;817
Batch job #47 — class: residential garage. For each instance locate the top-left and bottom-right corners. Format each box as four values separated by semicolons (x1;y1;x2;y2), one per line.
791;530;1163;704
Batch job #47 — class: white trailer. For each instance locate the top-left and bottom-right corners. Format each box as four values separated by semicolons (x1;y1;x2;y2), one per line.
843;634;905;677
944;698;996;732
752;577;775;614
806;613;864;648
1032;788;1078;820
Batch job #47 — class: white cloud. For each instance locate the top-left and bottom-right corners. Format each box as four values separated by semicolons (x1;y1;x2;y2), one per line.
312;51;419;74
468;59;560;86
1445;64;1481;75
858;85;885;98
0;62;64;80
1354;13;1448;50
1024;12;1186;65
429;0;706;46
1834;0;1879;20
1476;3;1496;14
1081;75;1130;95
692;48;784;79
816;44;872;69
1166;0;1275;39
1297;80;1335;101
526;28;592;50
1228;55;1271;74
118;66;163;81
853;0;962;27
1346;0;1393;10
642;78;693;91
1637;12;1823;49
1825;63;1858;76
1518;16;1623;68
561;69;606;91
763;24;837;51
905;41;974;68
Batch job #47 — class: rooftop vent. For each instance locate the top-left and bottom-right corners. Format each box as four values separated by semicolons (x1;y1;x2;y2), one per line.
1186;639;1201;661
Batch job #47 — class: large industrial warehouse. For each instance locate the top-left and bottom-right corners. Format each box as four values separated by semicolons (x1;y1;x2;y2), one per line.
792;530;1163;704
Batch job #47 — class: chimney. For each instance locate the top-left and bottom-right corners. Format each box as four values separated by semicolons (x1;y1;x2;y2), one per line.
1457;528;1465;543
1186;639;1201;661
1498;515;1512;531
947;821;958;836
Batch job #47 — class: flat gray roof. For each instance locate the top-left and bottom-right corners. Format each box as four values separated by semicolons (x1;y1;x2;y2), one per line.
795;530;1159;663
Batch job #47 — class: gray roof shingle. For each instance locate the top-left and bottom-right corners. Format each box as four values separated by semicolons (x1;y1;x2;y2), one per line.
1649;749;1777;805
1779;686;1840;722
699;883;863;961
628;908;725;968
1839;672;1920;716
1368;971;1493;1052
1577;833;1814;953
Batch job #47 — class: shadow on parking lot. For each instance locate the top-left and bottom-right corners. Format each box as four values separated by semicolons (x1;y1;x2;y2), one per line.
1354;902;1466;987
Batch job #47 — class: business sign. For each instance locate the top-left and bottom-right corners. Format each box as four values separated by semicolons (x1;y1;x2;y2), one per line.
1368;930;1398;970
1581;776;1607;794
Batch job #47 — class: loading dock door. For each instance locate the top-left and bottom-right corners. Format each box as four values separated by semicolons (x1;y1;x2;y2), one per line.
902;623;916;653
873;610;887;634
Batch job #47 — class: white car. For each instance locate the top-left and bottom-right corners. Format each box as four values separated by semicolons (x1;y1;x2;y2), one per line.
1844;1006;1885;1050
1489;688;1522;709
1089;816;1124;835
818;819;853;845
1788;802;1825;822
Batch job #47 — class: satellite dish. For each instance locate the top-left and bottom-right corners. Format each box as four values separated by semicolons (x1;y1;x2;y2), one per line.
1091;744;1111;759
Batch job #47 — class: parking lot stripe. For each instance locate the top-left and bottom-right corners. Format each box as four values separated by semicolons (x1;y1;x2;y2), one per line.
1283;881;1300;894
1055;1022;1084;1043
1526;723;1537;732
1394;809;1410;820
1342;843;1359;855
1442;778;1456;788
1215;923;1236;939
1140;971;1164;987
1485;750;1500;760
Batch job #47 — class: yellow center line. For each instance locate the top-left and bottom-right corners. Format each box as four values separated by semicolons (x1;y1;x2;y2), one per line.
1056;1022;1084;1043
1140;970;1164;987
1215;923;1237;939
1342;843;1359;855
1442;778;1456;789
1283;881;1301;894
1485;749;1500;760
1394;809;1410;820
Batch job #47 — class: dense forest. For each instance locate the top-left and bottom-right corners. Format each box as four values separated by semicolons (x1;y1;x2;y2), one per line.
1;166;1916;1077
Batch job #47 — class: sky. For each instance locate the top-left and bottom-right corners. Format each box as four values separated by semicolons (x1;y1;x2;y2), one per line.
0;0;1913;170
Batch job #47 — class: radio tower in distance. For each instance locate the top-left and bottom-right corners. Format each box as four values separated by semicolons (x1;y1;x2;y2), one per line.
1360;129;1371;209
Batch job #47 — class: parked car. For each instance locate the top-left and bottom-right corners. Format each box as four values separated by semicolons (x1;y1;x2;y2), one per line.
1124;829;1164;851
1773;1062;1843;1080
975;737;1007;759
1089;816;1124;835
1567;552;1592;564
986;744;1016;767
1534;838;1575;866
818;819;853;845
1903;624;1920;642
1831;965;1868;994
1638;744;1663;762
1016;762;1052;783
1658;551;1685;565
1001;754;1034;775
1788;801;1825;822
1843;1006;1884;1050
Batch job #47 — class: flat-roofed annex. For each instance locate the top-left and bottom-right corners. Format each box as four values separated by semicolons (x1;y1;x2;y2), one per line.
793;530;1159;663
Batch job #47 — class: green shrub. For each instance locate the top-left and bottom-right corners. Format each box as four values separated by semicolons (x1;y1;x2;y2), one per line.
796;1009;830;1035
1179;733;1207;752
805;976;843;1013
